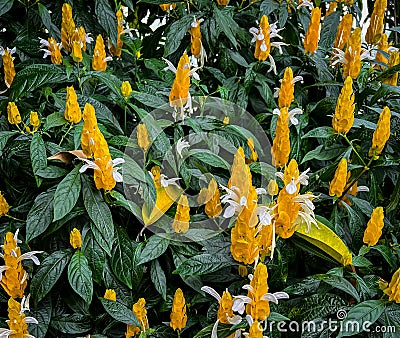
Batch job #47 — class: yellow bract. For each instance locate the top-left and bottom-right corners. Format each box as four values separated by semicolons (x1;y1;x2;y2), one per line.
6;298;31;336
369;106;391;157
217;290;234;324
47;37;63;65
246;262;270;321
303;8;321;54
365;0;387;45
81;103;99;158
72;40;83;62
64;86;82;124
383;51;400;86
70;228;82;249
343;28;361;79
332;76;355;135
272;107;290;168
329;158;347;197
190;19;202;58
198;178;222;218
137;124;151;152
7;102;21;125
169;53;191;108
104;289;116;301
170;288;187;331
248;320;264;338
126;298;149;337
121;81;133;98
172;194;190;233
363;207;384;246
2;48;16;87
0;191;9;216
254;15;271;61
278;67;294;109
109;9;124;57
92;35;108;71
61;3;76;52
29;111;41;132
385;267;400;303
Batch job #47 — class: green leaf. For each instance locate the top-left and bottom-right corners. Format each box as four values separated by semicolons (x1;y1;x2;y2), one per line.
174;253;236;276
82;176;114;256
68;250;93;305
301;145;348;164
138;235;170;265
95;0;118;45
26;188;55;242
337;300;386;337
302;126;335;138
150;259;167;300
53;165;81;221
214;6;239;49
82;226;106;285
371;245;397;270
36;166;68;179
164;15;194;57
44;112;66;130
319;11;341;50
0;131;18;155
99;298;140;326
30;249;74;304
111;226;136;289
188;149;230;170
37;3;60;40
30;133;47;180
28;296;52;338
50;314;91;334
0;0;13;17
314;274;360;302
10;64;67;100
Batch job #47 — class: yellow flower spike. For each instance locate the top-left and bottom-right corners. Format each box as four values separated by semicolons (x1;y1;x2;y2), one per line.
332;76;355;135
47;37;63;65
343;28;361;79
383;51;400;86
365;0;387;45
70;228;82;249
246;262;270;321
216;0;229;6
64;86;82;124
275;192;300;239
104;289;117;301
29;111;41;132
1;47;16;87
217;290;234;324
93;131;117;191
160;3;176;11
384;267;400;303
92;34;108;71
271;107;290;168
254;15;271;61
172;195;190;233
329;158;348;197
126;298;149;337
198;178;222;218
190;18;203;59
137;124;151;152
228;147;251;201
303;7;321;54
326;1;337;17
109;9;124;57
369;106;391;158
61;3;76;52
71;40;83;62
376;33;390;66
333;14;353;52
0;191;9;216
170;288;187;331
247;138;258;163
0;232;28;298
258;223;274;259
238;265;248;277
72;26;89;52
169;53;191;108
267;179;279;196
6;297;36;336
248;320;264;338
223;116;230;125
7;102;21;125
278;67;294;109
121;81;133;98
363;207;384;246
81;103;99;158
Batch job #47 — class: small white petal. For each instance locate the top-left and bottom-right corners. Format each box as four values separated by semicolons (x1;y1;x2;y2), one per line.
286;180;297;194
201;286;222;301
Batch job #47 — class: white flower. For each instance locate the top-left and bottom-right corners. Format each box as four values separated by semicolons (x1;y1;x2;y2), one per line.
160;174;181;188
273;107;303;125
297;0;314;10
176;138;190;158
79;157;125;182
0;46;16;57
275;168;310;195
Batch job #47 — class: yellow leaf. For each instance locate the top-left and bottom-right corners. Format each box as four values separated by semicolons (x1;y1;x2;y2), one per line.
142;185;183;226
295;220;352;267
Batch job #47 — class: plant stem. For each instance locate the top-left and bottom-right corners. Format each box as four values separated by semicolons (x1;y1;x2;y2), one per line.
342;134;366;166
5;214;26;222
124;104;128;134
59;123;74;146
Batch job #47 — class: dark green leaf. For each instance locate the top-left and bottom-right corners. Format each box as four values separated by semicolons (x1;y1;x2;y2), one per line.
100;298;140;326
0;131;18;155
138;235;169;265
0;0;13;17
164;15;194;57
50;314;91;334
150;259;167;300
28;297;52;338
174;253;235;276
68;250;93;305
95;0;118;45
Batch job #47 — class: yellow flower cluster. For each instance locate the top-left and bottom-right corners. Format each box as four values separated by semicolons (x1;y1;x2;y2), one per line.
333;14;352;54
61;3;76;52
332;76;355;134
369;106;391;158
29;111;41;132
217;290;234;324
329;158;348;197
170;288;187;331
109;9;124;57
376;33;390;65
137;123;151;152
0;232;28;298
198;178;222;218
383;51;400;86
254;15;271;61
303;8;321;54
126;298;149;337
385;267;400;303
1;47;16;88
70;228;82;249
343;28;361;79
246;262;270;321
7;102;21;125
104;289;117;301
190;19;203;59
47;38;63;65
365;0;387;45
160;3;176;11
169;53;191;108
64;86;82;124
278;67;295;109
4;297;36;337
172;195;190;233
363;207;384;246
121;81;133;98
92;35;108;71
272;107;290;168
0;191;9;216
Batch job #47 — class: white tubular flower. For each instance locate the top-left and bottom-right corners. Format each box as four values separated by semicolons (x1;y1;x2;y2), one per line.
276;168;310;195
79;158;125;183
297;0;314;10
176;138;190;158
160;174;181;188
288;108;303;125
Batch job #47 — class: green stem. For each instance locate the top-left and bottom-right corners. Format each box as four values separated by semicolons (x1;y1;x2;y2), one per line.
124;104;127;134
177;330;181;338
342;134;366;166
5;214;26;222
59;123;74;146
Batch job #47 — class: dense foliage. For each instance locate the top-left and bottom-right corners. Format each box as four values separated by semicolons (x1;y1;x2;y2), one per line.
0;0;399;337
